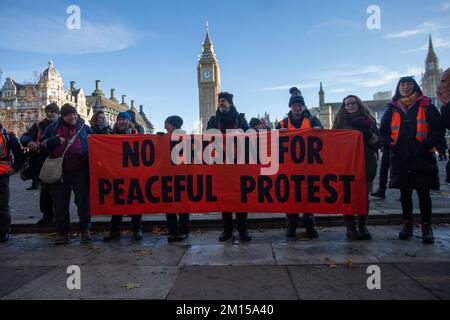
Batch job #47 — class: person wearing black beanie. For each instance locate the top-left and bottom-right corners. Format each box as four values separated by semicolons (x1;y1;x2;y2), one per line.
276;87;323;239
207;92;252;243
162;116;190;242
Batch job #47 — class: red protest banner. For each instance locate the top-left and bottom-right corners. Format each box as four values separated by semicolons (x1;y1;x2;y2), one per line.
89;129;367;216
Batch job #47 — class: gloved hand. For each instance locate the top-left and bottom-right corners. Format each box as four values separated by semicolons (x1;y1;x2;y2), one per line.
156;132;165;136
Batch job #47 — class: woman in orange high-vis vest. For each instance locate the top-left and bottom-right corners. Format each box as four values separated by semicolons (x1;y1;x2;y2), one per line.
380;77;445;244
276;87;323;239
333;96;383;241
0;123;25;243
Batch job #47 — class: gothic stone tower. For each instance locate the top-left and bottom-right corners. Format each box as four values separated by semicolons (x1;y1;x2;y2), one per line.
421;36;442;98
198;23;220;132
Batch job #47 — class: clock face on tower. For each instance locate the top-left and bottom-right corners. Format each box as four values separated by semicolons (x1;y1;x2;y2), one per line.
202;69;213;81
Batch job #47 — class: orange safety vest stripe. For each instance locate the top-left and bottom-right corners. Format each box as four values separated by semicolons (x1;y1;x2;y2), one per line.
0;130;12;174
390;97;436;152
279;117;312;130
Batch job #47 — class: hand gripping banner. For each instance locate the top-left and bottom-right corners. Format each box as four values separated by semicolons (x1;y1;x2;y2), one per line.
89;129;367;216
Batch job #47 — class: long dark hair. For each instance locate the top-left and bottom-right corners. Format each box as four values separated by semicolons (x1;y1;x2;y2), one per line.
333;95;377;129
392;77;423;101
90;110;106;128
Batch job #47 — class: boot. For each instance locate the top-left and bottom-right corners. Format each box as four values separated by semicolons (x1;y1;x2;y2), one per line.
54;234;69;245
239;231;252;242
421;223;435;245
219;232;233;242
133;230;143;241
80;230;92;243
304;216;319;239
0;233;10;243
370;188;386;199
346;220;362;241
399;221;413;240
358;216;372;241
103;230;121;242
286;226;297;238
167;233;178;243
37;216;54;227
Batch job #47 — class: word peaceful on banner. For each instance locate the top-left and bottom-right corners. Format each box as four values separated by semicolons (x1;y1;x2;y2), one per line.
88;129;367;216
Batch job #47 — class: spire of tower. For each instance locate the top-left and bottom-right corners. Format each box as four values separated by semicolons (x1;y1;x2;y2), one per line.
426;35;438;63
319;82;324;94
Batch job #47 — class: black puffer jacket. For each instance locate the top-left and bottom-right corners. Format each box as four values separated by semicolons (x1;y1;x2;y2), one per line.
207;106;249;133
379;97;445;190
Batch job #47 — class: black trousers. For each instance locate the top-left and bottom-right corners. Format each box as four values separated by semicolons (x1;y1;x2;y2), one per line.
50;170;91;234
222;212;248;234
0;175;11;234
400;189;432;223
377;148;391;191
110;215;142;233
446;159;450;183
286;214;315;228
166;214;190;235
39;182;54;220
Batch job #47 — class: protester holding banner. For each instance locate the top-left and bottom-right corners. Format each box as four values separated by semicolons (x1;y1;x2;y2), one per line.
0;123;24;243
20;103;59;227
103;112;143;242
437;68;450;183
90;110;113;135
276;87;322;239
161;116;191;243
127;109;145;134
207;92;252;242
249;118;262;131
41;104;92;245
380;77;445;244
333;95;383;241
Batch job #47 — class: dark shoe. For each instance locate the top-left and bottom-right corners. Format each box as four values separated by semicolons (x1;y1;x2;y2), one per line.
27;185;39;191
219;232;233;242
177;233;189;242
286;226;297;238
346;221;363;241
103;231;121;242
358;216;372;241
54;234;69;245
370;189;386;199
304;224;319;239
0;233;10;243
399;221;414;240
133;230;143;241
37;217;53;227
239;232;252;242
167;233;178;243
80;231;92;243
421;223;435;245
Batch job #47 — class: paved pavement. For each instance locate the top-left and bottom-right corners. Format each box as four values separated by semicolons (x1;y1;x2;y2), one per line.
1;226;449;300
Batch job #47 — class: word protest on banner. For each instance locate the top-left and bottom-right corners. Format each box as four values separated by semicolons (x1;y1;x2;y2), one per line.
89;129;367;216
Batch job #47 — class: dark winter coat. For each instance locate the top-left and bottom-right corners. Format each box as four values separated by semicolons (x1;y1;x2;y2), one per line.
0;127;25;173
275;110;323;130
379;98;445;190
41;118;92;170
207;106;249;132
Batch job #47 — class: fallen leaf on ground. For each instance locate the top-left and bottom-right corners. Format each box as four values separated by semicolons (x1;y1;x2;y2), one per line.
133;249;151;257
345;259;355;269
122;283;141;290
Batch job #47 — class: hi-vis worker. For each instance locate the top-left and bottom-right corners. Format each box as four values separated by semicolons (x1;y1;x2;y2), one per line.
0;123;24;243
380;77;445;245
276;87;323;239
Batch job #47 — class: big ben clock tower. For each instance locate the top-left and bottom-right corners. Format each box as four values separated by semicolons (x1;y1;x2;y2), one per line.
198;22;220;132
